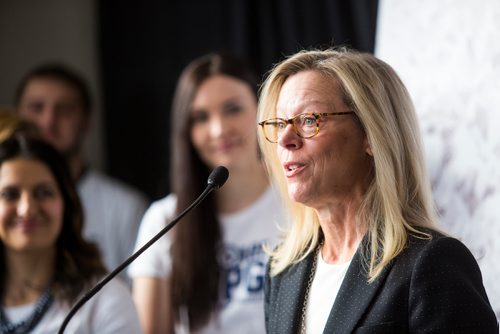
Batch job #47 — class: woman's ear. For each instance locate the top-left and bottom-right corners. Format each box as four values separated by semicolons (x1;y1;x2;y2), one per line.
364;137;373;156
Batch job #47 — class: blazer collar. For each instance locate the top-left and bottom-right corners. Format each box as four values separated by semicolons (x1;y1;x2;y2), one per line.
323;240;393;333
271;238;393;334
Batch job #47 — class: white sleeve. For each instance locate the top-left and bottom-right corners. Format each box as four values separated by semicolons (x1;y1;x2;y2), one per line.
115;190;148;281
127;194;177;279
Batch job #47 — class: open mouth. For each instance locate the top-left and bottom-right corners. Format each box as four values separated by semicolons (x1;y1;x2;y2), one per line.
283;163;305;177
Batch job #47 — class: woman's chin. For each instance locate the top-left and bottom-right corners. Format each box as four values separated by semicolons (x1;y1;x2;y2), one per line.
287;186;312;205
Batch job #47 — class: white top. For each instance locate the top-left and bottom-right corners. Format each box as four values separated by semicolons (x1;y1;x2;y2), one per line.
305;252;351;334
78;170;148;285
129;186;285;334
3;279;142;334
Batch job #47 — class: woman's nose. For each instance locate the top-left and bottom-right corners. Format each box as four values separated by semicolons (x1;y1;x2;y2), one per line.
209;117;225;137
17;192;36;217
278;124;302;149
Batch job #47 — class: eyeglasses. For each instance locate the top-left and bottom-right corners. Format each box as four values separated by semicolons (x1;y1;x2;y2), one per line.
258;111;355;143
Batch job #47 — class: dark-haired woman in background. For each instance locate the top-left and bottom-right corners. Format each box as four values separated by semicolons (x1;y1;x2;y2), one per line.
0;136;141;333
129;53;285;333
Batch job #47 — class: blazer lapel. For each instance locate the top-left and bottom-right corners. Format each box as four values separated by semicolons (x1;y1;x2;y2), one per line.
274;251;316;334
323;246;393;334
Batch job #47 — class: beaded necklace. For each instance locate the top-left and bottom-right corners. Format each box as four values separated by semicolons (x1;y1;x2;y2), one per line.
0;288;54;334
300;242;322;334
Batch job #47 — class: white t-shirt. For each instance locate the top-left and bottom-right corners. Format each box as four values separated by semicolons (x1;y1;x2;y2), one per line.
78;170;148;285
305;252;351;334
129;186;285;333
2;279;142;334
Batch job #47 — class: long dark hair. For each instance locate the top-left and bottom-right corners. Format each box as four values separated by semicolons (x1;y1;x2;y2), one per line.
0;135;106;304
169;52;259;330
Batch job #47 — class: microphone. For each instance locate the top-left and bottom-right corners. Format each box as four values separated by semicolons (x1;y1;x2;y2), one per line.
207;164;229;189
58;166;229;333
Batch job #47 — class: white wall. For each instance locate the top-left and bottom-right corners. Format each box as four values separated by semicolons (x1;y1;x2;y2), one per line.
0;0;104;170
376;0;500;319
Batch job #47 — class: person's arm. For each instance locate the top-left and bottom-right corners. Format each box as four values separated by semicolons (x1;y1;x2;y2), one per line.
409;236;498;332
133;277;174;334
118;195;148;286
128;195;177;333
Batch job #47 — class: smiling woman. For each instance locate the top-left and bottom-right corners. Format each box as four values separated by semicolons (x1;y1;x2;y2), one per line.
189;74;259;169
0;135;141;333
0;157;63;252
128;52;286;334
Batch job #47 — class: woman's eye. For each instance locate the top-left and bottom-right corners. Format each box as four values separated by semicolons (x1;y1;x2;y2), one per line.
0;188;19;201
191;112;209;124
224;103;243;115
302;117;316;126
266;120;285;129
34;186;57;199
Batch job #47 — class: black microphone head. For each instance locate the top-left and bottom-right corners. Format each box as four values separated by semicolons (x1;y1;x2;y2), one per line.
207;166;229;189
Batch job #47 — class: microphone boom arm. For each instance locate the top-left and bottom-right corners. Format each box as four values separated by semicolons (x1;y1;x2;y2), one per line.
58;168;226;333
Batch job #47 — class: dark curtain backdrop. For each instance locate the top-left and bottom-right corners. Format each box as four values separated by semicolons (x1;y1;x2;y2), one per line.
98;0;378;200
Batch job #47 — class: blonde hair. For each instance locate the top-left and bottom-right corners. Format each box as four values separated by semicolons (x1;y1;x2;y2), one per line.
258;48;438;280
0;110;38;142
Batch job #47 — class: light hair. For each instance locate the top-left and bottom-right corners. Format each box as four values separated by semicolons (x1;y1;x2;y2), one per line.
258;48;439;280
0;110;38;143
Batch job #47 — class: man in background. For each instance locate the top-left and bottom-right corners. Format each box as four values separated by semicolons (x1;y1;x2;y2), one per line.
14;64;148;285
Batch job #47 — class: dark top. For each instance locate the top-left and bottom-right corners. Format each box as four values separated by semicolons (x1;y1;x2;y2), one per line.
265;230;498;333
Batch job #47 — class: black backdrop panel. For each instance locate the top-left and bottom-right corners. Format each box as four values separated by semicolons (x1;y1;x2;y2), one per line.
99;0;378;200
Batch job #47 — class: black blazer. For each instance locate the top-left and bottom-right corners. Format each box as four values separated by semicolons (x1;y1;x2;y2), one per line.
265;230;498;333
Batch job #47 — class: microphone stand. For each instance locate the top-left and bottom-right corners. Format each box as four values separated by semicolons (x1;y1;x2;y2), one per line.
58;166;228;333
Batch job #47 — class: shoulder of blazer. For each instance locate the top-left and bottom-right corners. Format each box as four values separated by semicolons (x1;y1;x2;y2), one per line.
398;228;476;271
403;229;498;332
